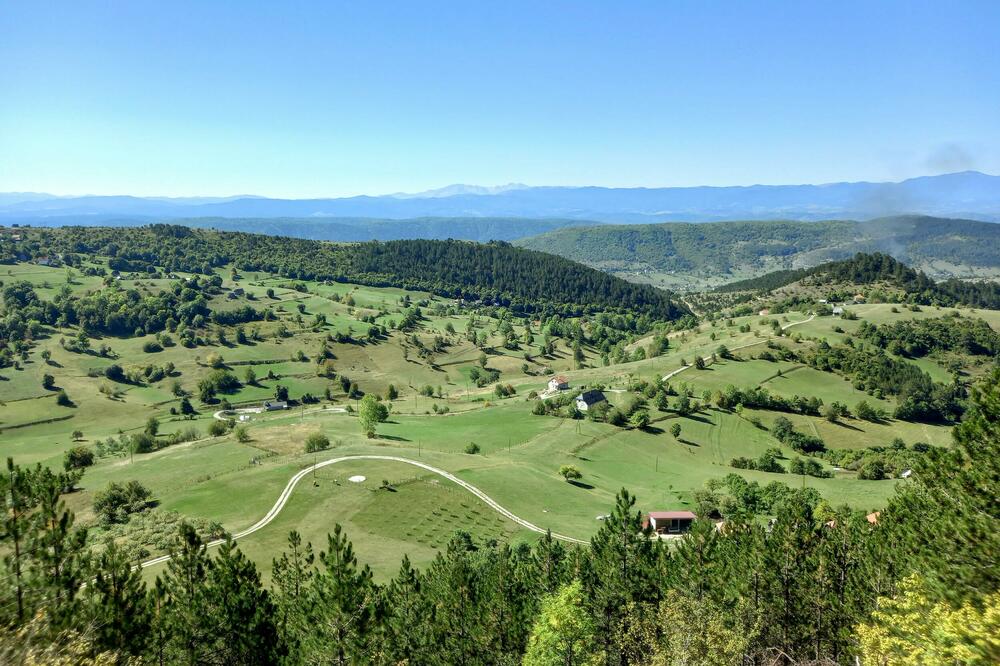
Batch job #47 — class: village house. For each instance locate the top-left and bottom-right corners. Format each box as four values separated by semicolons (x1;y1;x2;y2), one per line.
575;389;606;412
547;375;569;392
646;510;697;535
263;400;288;411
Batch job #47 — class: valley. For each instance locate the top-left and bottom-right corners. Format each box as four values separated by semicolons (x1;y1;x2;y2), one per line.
3;227;991;581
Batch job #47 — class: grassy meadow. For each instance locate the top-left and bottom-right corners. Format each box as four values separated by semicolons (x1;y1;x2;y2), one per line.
3;259;994;579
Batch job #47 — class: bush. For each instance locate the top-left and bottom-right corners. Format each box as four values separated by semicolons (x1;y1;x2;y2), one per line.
93;480;153;525
858;459;887;480
55;390;73;407
142;340;163;353
305;432;330;453
63;446;95;470
234;426;251;443
559;465;582;482
208;420;230;437
464;442;481;455
131;432;157;454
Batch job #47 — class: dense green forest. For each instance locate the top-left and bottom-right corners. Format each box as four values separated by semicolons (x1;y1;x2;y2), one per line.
515;215;1000;279
715;252;1000;308
2;369;997;664
517;219;857;272
0;225;687;319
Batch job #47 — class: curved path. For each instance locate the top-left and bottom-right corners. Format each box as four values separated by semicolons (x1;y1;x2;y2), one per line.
140;454;587;569
661;314;815;382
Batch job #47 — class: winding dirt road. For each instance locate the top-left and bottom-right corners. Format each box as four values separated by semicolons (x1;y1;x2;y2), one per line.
661;314;815;382
140;454;587;570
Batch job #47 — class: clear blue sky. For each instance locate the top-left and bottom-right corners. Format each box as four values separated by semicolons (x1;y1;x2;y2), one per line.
1;1;998;197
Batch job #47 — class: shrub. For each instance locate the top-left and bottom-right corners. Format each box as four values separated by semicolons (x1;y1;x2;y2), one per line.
559;465;582;482
93;480;153;525
464;442;481;455
858;459;887;480
56;390;73;407
63;446;95;470
234;426;251;443
305;432;330;453
208;420;230;437
131;432;157;454
142;340;163;353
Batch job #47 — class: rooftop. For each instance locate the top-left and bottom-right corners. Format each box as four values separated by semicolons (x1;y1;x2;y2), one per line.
649;511;697;520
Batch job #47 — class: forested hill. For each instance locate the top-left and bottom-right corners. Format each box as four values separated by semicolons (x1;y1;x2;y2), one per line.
514;215;1000;281
715;252;1000;309
8;214;602;243
1;225;688;319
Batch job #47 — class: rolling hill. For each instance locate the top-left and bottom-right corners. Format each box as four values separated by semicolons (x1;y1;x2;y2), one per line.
1;224;688;319
515;215;1000;289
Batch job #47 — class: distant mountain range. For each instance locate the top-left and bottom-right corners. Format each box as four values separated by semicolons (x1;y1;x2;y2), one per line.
3;171;999;224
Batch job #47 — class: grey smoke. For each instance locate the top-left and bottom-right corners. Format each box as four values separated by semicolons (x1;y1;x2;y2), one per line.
925;143;978;173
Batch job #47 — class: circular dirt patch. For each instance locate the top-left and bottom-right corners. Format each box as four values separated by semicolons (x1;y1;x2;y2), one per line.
348;475;366;483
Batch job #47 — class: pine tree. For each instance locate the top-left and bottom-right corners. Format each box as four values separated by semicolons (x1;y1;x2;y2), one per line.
304;524;380;664
206;538;284;664
271;530;314;662
88;540;152;657
581;489;660;666
384;555;433;664
27;479;90;635
156;523;214;664
887;367;1000;605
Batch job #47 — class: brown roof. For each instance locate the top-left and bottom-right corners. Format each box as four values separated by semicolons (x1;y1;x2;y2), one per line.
551;375;569;383
649;511;696;520
866;511;880;524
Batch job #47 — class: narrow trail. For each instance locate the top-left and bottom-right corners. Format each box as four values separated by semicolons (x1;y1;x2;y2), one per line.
661;315;815;383
139;454;588;570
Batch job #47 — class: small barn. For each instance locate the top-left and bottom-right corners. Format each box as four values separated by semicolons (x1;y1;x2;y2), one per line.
575;390;606;412
832;306;844;315
646;511;696;535
548;375;569;392
263;400;288;411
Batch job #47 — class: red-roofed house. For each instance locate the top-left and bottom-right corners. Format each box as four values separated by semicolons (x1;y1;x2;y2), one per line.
547;375;569;392
646;511;697;535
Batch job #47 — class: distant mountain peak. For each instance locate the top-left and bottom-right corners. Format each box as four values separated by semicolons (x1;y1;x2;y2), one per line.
390;183;530;199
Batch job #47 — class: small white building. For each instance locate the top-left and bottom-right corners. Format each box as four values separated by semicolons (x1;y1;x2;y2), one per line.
575;390;606;412
832;306;844;316
547;375;569;392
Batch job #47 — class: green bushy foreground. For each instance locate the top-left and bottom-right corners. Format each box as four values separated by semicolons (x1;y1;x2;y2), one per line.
1;368;998;664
